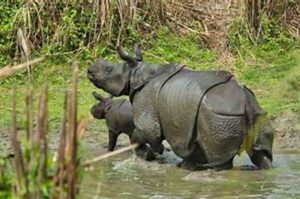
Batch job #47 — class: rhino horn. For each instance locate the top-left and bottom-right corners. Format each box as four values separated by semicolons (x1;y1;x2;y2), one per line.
117;46;137;67
134;44;143;62
92;91;105;101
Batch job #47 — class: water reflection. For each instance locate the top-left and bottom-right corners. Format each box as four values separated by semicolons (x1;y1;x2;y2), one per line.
81;151;300;198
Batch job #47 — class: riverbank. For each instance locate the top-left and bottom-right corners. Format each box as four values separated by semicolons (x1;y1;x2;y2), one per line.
1;110;299;159
0;26;299;168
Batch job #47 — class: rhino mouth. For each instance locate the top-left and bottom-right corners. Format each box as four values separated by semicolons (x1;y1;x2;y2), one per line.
91;106;105;119
87;67;99;82
87;73;102;88
87;73;95;81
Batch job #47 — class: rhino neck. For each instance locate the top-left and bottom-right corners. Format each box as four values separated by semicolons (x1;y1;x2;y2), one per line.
103;101;114;117
131;63;176;86
115;69;132;96
128;63;177;101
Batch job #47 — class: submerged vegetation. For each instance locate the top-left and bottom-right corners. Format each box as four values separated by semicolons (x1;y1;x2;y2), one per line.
0;0;299;198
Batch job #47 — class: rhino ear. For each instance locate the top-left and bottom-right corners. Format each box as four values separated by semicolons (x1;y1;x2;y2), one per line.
92;91;105;101
134;44;143;62
117;46;137;68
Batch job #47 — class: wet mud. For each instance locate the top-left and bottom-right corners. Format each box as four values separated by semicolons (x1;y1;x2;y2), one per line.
1;111;300;198
272;111;300;152
1;111;299;157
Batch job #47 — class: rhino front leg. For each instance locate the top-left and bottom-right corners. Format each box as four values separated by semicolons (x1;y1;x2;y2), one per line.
107;130;118;151
131;129;155;161
154;143;164;155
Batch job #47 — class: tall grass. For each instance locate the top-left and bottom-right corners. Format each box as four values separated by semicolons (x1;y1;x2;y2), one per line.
1;0;298;63
1;63;83;198
245;0;300;39
0;61;139;198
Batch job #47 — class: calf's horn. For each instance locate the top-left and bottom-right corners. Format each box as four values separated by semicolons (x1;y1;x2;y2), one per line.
92;91;105;101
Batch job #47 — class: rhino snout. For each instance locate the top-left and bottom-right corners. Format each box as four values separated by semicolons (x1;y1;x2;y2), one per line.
87;67;95;79
87;68;93;75
90;105;105;119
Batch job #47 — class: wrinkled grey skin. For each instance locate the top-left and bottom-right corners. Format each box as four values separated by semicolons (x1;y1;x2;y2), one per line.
87;45;274;170
90;92;135;151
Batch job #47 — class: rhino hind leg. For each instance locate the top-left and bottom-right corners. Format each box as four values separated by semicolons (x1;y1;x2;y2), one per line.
247;116;274;169
177;160;207;171
178;156;233;171
177;145;210;171
178;155;233;171
196;105;246;169
212;157;234;171
249;150;272;169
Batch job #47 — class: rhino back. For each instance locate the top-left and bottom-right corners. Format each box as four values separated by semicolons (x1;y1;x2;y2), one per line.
106;100;134;135
118;101;135;135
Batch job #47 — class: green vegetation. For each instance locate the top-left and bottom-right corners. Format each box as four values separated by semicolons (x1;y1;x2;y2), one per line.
0;158;12;198
0;68;82;198
227;15;300;115
0;0;299;197
1;28;299;129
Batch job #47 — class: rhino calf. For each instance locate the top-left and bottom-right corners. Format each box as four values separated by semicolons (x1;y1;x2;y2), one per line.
90;92;135;151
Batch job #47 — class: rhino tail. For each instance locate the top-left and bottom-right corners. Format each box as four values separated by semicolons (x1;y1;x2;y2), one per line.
241;86;259;154
245;96;255;128
244;95;274;168
240;86;274;169
244;86;257;128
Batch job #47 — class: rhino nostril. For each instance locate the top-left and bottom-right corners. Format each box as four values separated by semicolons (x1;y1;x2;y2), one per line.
87;68;93;74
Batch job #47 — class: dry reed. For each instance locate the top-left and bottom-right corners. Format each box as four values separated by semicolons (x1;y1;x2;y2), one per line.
7;0;298;60
9;63;84;198
0;57;45;78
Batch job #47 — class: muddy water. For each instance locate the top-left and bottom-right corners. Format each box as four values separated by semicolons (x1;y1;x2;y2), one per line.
1;112;299;198
80;148;300;198
79;113;300;198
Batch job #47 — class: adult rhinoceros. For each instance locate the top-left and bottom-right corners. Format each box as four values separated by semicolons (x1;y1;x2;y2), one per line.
87;45;274;170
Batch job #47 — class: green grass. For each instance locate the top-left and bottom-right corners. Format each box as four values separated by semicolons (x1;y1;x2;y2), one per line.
0;28;299;131
235;44;300;116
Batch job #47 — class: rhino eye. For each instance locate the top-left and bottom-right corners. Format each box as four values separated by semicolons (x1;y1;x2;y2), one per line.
104;66;113;76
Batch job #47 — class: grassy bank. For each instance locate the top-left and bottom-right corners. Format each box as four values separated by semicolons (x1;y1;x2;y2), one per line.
1;1;299;131
0;28;299;131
